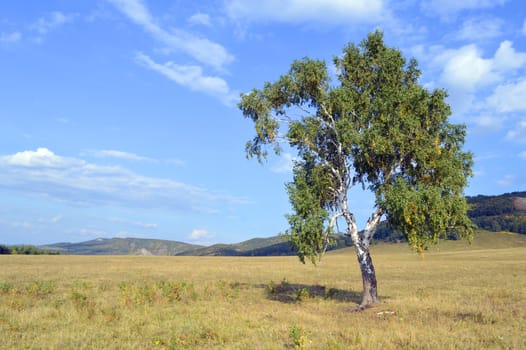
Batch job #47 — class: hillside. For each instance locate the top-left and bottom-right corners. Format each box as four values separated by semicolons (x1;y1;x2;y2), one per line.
467;191;526;234
39;237;202;256
33;191;526;256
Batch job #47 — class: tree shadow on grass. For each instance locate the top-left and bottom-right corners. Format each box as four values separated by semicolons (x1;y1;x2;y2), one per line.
256;280;363;304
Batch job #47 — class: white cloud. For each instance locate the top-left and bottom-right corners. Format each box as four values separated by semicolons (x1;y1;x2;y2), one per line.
0;147;79;168
493;41;526;72
431;40;526;115
108;0;233;70
454;17;503;41
32;11;76;35
107;0;153;28
487;78;526;113
522;20;526;36
188;13;212;27
422;0;507;17
505;120;526;143
224;0;385;24
135;52;238;105
519;150;526;159
189;228;210;240
438;44;495;92
93;149;151;161
0;148;247;212
0;31;22;44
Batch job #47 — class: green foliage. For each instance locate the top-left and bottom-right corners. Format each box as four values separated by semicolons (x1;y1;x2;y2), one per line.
7;245;59;255
0;244;11;254
286;164;331;263
239;30;474;262
379;179;473;251
289;324;309;350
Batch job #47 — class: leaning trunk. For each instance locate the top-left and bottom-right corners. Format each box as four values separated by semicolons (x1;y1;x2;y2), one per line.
343;205;382;309
355;244;378;308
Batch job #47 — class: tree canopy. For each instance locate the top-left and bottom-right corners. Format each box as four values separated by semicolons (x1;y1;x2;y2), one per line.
239;31;474;308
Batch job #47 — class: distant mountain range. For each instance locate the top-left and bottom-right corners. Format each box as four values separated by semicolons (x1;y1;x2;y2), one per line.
38;234;354;257
38;236;297;256
39;237;203;256
37;191;526;256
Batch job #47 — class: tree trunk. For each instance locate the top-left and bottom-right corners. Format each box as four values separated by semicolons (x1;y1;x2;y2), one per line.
355;244;378;308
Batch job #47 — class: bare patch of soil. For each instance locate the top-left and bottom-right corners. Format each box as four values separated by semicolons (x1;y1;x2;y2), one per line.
512;197;526;212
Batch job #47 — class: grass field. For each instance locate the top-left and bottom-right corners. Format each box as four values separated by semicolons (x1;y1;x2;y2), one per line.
1;230;525;349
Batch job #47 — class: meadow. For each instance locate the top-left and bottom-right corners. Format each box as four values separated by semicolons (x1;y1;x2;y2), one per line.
0;231;525;349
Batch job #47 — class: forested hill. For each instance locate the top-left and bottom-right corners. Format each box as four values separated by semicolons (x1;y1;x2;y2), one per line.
467;191;526;234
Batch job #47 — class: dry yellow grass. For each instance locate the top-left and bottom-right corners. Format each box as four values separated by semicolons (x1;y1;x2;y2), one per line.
1;231;525;349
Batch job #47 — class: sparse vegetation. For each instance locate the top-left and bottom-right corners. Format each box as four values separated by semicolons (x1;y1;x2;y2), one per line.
0;230;524;349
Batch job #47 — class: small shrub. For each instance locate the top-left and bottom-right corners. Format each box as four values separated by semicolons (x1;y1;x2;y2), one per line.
289;324;308;350
296;288;310;301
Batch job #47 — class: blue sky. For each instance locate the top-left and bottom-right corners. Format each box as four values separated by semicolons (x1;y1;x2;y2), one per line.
1;0;525;246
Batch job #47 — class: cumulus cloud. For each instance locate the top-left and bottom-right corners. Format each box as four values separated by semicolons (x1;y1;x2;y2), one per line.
224;0;385;24
0;148;247;212
108;0;233;70
431;40;526;114
1;147;79;168
438;44;495;92
493;41;526;72
440;40;526;90
135;52;238;105
487;78;526;113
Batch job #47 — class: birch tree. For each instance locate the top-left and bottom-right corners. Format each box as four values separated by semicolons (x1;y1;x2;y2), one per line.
239;31;474;309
